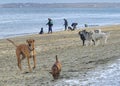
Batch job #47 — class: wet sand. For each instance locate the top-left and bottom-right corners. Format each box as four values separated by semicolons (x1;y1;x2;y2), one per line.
0;25;120;85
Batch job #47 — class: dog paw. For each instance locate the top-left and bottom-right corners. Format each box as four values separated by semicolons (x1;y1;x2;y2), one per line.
32;67;36;70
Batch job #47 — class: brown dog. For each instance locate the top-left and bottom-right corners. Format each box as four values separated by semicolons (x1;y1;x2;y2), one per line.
50;55;62;79
7;39;36;72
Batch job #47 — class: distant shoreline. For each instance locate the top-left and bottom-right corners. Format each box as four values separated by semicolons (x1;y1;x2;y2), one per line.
0;24;106;40
1;24;119;40
0;3;120;8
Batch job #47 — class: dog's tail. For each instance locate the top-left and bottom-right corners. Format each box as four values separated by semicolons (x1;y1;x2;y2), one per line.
56;55;58;62
6;39;17;47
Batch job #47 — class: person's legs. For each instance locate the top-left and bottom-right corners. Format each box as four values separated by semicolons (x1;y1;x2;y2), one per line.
48;26;52;34
48;26;50;34
65;25;67;30
50;27;52;33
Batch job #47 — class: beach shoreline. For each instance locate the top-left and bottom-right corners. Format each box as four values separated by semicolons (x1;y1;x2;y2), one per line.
0;24;120;85
0;24;119;40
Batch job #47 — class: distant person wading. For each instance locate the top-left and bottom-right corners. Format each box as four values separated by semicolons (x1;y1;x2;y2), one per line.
63;18;68;31
46;18;53;34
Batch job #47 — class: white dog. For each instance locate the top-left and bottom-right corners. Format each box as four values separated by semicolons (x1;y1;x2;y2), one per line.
94;29;101;33
91;30;110;45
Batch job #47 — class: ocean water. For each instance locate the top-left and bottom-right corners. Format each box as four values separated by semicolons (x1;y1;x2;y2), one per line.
0;7;120;39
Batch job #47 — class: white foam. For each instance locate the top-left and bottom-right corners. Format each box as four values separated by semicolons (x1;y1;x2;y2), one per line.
55;59;120;86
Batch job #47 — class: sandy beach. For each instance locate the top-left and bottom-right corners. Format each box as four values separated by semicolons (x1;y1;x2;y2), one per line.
0;25;120;86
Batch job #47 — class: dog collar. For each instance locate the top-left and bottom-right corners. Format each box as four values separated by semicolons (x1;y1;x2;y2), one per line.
29;47;34;51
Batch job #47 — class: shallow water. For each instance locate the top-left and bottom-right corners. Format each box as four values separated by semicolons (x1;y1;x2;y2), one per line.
0;7;120;39
55;58;120;86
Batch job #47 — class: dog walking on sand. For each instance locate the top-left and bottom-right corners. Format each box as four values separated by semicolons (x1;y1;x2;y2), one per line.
7;39;36;72
50;55;62;79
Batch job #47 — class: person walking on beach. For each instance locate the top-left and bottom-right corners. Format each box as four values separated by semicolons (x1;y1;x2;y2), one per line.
46;18;53;34
63;18;68;31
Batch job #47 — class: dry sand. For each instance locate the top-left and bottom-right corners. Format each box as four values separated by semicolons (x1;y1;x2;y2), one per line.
0;25;120;86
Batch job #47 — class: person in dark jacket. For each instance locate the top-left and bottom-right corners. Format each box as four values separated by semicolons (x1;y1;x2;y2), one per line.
46;18;53;34
63;18;68;31
71;23;78;30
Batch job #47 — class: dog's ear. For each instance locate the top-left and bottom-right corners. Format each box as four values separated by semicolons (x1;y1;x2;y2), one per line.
33;39;35;42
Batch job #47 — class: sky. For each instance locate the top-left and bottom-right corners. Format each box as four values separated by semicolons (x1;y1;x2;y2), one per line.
0;0;120;4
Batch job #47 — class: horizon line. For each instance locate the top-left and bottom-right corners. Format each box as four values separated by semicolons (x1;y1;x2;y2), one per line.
1;2;120;4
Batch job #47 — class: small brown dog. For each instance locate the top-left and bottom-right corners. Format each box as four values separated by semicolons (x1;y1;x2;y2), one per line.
7;39;36;72
50;55;62;79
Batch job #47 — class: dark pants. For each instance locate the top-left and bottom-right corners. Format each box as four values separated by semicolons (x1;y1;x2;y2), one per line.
48;26;52;34
65;25;68;30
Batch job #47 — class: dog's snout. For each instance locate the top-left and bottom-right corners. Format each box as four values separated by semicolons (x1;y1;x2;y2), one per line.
29;44;31;46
